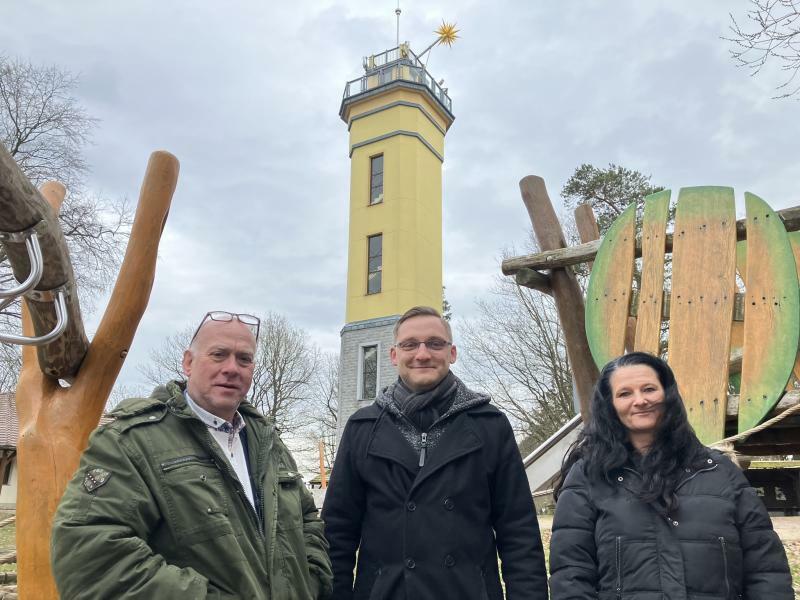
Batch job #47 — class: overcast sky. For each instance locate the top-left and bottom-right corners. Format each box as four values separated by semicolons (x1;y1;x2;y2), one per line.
2;0;799;395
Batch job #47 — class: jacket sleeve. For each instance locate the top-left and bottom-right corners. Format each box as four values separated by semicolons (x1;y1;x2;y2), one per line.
51;425;211;599
728;462;793;599
490;414;549;600
321;419;366;600
549;460;599;600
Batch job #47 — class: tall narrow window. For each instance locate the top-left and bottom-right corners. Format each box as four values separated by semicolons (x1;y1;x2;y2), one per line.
361;345;378;399
370;154;384;205
367;234;382;294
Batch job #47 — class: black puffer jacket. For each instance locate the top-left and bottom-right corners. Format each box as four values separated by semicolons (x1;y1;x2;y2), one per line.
323;378;548;600
550;449;793;599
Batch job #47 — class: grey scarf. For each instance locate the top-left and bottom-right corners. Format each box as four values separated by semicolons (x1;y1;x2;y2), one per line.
392;371;458;432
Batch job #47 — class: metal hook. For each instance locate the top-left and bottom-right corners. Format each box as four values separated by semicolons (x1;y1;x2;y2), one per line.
0;289;68;346
0;231;44;299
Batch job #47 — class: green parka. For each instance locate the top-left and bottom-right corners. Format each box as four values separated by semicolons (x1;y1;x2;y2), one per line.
51;381;333;599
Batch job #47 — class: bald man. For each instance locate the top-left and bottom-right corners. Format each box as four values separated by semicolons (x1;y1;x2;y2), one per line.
52;311;332;599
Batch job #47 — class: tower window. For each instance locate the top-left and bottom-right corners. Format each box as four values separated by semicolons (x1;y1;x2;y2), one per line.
370;154;384;205
367;234;382;294
360;344;378;399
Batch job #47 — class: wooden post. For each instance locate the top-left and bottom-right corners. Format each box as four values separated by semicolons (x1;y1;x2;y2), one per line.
318;440;327;489
15;152;178;599
519;176;599;419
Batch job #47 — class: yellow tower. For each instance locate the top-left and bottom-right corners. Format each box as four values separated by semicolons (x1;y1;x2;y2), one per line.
337;40;455;433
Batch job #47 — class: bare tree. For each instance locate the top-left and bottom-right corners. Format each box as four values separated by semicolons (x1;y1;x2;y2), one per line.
0;55;131;391
727;0;800;98
307;352;339;472
138;326;194;389
458;278;575;450
250;313;319;437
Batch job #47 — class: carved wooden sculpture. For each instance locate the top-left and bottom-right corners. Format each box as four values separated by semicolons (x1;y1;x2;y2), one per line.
6;151;178;598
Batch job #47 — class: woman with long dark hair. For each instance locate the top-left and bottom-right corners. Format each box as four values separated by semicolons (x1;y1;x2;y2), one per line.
549;352;792;599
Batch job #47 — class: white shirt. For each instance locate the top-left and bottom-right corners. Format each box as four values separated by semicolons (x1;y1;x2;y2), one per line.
184;391;256;509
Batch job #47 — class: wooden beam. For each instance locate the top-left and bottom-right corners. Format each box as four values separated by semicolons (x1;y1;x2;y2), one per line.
725;390;798;417
519;176;598;419
502;204;800;276
515;268;552;295
0;144;90;379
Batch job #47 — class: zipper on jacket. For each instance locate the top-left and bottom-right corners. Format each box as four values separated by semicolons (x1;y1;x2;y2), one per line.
160;455;215;472
615;536;622;599
719;537;731;598
419;432;428;467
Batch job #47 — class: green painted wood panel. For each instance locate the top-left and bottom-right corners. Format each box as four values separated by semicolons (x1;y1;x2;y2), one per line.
634;190;671;354
585;202;636;369
738;192;800;433
669;186;737;444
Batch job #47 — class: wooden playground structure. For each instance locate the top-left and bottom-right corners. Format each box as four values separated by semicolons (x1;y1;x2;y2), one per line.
2;141;800;597
0;144;178;598
503;176;800;456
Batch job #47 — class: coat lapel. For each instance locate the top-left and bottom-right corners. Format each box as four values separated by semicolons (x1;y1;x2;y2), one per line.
410;413;483;495
367;412;421;474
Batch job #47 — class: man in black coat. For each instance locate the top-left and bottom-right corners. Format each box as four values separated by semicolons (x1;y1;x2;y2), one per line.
322;306;548;600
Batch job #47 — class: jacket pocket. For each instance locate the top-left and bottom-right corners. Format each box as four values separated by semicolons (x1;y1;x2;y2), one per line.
612;537;660;595
276;470;304;531
159;454;232;544
679;538;733;596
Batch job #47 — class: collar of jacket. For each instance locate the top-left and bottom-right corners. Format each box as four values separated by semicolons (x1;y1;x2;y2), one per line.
614;453;719;497
355;396;500;494
158;381;272;430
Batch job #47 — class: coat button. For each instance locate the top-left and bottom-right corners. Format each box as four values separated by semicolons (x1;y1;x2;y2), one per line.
672;520;679;526
707;458;713;464
444;554;456;567
617;476;623;482
443;497;454;510
407;501;416;512
405;558;416;569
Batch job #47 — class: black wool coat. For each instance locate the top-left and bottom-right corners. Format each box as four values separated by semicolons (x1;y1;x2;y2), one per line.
322;396;548;600
549;449;793;600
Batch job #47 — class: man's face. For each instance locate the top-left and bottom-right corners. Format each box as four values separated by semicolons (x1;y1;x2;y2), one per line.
390;315;457;392
182;319;256;422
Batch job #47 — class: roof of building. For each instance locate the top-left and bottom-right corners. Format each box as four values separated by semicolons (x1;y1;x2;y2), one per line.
0;393;17;448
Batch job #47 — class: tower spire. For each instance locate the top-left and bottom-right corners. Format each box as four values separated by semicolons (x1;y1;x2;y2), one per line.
395;1;401;47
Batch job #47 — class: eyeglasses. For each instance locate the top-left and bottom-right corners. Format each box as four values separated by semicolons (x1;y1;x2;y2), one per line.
191;311;261;342
395;338;452;352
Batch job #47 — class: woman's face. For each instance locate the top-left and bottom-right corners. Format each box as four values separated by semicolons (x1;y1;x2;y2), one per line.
610;364;665;449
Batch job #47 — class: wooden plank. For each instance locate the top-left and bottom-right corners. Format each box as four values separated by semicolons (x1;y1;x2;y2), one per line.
501;205;800;275
727;389;799;417
788;231;800;385
585;202;636;368
729;240;748;393
634;190;670;354
519;176;599;419
574;203;600;271
738;193;800;433
668;187;737;444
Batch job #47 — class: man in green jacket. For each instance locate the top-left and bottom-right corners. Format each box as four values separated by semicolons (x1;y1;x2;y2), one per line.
51;311;333;599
